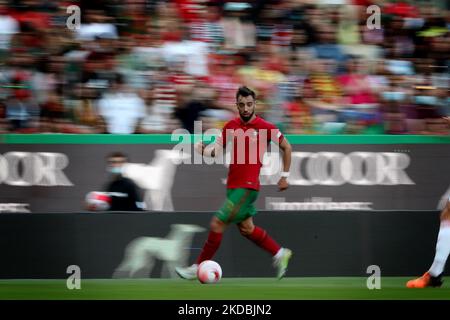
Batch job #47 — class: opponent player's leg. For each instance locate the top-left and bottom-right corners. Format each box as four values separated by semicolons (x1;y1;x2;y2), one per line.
238;216;292;279
407;199;450;288
175;216;226;280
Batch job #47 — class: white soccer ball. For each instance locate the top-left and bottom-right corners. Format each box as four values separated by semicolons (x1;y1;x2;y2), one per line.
85;191;111;211
197;260;222;284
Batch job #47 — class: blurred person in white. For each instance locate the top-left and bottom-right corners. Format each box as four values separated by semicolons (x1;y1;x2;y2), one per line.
0;0;18;52
222;2;256;50
160;29;210;78
98;73;146;134
76;9;118;43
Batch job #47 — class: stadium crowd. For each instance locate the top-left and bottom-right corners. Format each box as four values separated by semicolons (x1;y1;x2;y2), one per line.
0;0;448;135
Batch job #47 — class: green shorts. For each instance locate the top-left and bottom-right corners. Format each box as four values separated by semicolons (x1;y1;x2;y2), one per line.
215;188;259;224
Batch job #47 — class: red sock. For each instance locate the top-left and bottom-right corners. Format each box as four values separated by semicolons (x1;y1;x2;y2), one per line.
196;231;223;265
246;226;281;256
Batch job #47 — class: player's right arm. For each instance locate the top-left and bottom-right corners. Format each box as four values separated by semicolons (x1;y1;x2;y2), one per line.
194;139;223;158
194;124;229;157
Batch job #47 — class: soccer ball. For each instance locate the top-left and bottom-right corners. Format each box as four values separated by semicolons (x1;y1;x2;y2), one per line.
85;191;111;211
197;260;222;284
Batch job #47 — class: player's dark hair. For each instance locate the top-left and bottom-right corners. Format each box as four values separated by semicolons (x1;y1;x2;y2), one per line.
107;152;128;161
236;86;256;102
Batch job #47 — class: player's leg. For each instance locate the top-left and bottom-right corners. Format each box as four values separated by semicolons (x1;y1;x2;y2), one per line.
429;203;450;278
196;216;226;264
175;216;226;280
407;199;450;288
176;190;244;280
235;190;293;279
200;189;258;263
238;217;292;279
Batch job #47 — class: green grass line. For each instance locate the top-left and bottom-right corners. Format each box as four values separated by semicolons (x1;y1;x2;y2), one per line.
0;278;448;300
0;134;449;145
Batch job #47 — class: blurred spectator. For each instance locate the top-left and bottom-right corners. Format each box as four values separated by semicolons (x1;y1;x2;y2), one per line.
76;8;118;42
380;90;408;134
174;81;217;133
71;84;101;132
312;23;347;69
338;57;377;105
337;4;361;45
0;0;19;54
139;86;175;134
97;73;146;134
5;73;39;132
283;86;316;134
222;2;256;49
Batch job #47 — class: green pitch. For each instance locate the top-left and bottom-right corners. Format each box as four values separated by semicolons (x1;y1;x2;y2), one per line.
0;278;449;300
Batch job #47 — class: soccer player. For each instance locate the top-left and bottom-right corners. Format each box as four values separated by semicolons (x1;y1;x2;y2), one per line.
407;117;450;288
175;86;293;280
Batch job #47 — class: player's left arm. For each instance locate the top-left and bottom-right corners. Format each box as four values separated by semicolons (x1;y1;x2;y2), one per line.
277;137;292;191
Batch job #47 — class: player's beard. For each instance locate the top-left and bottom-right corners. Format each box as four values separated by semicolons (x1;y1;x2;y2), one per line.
240;110;255;123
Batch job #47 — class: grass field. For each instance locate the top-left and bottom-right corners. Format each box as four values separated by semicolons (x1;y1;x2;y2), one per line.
0;277;449;300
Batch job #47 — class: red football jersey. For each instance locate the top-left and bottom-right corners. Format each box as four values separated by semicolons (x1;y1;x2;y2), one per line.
218;116;284;191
